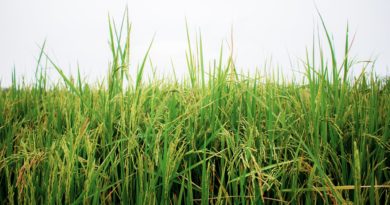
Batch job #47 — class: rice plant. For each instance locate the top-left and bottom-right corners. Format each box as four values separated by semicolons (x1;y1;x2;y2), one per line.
0;12;389;204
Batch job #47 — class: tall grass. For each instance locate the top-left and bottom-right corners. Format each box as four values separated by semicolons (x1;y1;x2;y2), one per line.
0;13;389;204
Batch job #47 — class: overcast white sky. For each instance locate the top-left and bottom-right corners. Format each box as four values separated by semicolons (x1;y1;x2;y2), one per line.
0;0;389;86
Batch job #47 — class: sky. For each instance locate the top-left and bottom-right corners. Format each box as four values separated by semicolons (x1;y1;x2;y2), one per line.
1;0;389;86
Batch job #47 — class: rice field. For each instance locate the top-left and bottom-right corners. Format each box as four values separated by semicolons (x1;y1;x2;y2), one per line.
0;14;389;204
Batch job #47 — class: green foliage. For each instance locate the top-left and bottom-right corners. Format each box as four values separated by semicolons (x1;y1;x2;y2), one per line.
0;13;389;205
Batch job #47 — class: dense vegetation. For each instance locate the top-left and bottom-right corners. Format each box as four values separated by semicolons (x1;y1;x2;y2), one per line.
0;15;389;204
